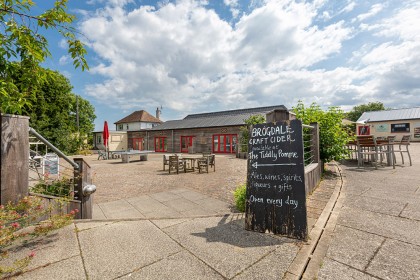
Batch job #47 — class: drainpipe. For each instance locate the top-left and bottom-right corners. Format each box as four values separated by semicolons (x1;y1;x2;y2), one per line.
172;130;174;153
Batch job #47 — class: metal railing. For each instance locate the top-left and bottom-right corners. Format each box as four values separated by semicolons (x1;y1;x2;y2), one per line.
302;124;316;166
28;127;96;219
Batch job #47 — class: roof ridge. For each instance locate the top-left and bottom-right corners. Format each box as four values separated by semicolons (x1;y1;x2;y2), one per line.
184;105;286;119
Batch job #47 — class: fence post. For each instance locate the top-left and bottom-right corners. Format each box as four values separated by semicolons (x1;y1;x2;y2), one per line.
1;114;29;205
310;122;320;163
73;158;94;219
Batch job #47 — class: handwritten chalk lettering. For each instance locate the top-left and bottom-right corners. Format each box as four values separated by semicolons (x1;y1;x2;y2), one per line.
259;150;278;161
249;151;259;160
254;182;271;189
283;174;302;182
269;133;296;143
249;137;269;145
249;195;264;203
285;196;298;209
266;198;283;206
278;150;298;159
250;171;263;180
273;183;293;192
251;144;279;151
252;125;294;137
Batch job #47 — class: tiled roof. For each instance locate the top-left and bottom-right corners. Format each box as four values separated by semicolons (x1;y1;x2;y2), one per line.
151;105;287;130
115;110;162;124
357;107;420;122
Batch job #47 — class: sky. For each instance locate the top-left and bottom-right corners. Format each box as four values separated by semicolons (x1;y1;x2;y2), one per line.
39;0;420;131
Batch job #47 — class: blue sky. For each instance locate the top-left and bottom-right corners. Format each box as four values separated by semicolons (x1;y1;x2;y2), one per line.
39;0;420;130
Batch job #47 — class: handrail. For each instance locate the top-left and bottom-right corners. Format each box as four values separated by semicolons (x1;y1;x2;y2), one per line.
302;124;314;129
28;127;79;169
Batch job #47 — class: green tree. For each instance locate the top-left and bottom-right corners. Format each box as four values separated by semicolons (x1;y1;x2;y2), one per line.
22;68;95;154
239;115;266;152
293;101;351;163
346;102;385;122
0;0;88;114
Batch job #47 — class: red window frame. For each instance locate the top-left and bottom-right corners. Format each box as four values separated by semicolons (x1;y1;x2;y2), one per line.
154;137;167;152
358;126;370;135
132;138;143;150
180;136;195;153
213;134;237;154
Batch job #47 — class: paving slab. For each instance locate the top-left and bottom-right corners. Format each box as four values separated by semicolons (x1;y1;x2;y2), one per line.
348;195;406;216
163;215;298;279
318;258;377;280
92;204;106;220
15;256;85;280
400;202;420;221
150;191;181;202
77;220;181;279
196;197;231;212
177;190;210;201
163;197;202;212
325;225;384;270
0;224;80;272
97;199;144;219
366;239;420;280
337;207;420;246
119;250;224;280
180;206;218;217
125;195;174;214
151;218;190;229
233;243;299;280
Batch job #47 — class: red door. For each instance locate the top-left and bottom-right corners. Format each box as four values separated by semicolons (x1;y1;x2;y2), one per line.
181;136;194;153
213;134;237;153
132;138;143;150
155;137;167;152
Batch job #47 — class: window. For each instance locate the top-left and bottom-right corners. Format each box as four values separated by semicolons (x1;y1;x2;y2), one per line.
97;135;102;144
154;137;167;152
213;134;237;153
358;126;370;135
180;136;195;153
391;123;410;133
126;124;129;130
118;124;123;130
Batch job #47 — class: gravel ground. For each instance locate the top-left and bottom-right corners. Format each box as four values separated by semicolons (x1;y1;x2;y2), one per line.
79;153;248;205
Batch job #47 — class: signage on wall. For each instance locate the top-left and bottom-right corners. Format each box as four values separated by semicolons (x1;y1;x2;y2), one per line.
375;124;388;132
245;120;307;240
391;123;410;133
414;124;420;139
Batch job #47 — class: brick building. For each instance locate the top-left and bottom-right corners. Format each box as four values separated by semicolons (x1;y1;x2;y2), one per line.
127;105;288;154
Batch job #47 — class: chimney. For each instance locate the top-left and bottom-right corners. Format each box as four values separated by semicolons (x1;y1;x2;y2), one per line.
156;107;161;119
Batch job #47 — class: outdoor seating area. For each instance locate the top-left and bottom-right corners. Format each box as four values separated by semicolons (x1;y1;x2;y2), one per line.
346;134;412;169
164;153;216;174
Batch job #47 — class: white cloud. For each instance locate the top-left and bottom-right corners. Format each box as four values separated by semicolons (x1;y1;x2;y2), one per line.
59;55;70;65
354;3;384;22
79;0;420;117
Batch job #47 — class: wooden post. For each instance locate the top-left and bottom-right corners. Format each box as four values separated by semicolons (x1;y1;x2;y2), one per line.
1;114;29;205
73;158;93;219
310;122;320;163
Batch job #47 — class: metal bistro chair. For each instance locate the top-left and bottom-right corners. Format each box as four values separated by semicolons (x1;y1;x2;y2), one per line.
393;135;412;166
356;135;386;169
168;155;185;174
97;150;107;160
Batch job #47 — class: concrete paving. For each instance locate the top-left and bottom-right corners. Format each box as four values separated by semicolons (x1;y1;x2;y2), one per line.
4;144;420;279
317;143;420;280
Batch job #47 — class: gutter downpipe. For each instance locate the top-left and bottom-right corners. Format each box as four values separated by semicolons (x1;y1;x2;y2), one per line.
28;127;79;169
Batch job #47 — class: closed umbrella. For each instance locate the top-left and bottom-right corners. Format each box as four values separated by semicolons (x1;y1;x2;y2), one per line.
103;121;109;159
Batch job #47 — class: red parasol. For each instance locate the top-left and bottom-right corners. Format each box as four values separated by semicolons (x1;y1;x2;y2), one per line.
103;121;109;158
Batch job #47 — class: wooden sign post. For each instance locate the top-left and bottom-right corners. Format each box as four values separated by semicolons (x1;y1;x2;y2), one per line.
245;120;307;240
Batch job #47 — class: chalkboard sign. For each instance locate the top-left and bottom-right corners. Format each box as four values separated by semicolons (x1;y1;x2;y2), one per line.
245;120;307;240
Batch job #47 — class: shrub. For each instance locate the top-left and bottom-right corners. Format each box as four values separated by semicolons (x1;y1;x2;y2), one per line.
30;177;74;198
239;115;266;153
233;183;247;212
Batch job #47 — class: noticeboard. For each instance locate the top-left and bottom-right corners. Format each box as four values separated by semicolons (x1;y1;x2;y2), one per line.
245;120;307;240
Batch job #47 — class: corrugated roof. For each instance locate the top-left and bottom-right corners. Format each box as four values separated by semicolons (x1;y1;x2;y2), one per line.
151;105;287;130
357;107;420;122
115;110;162;124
